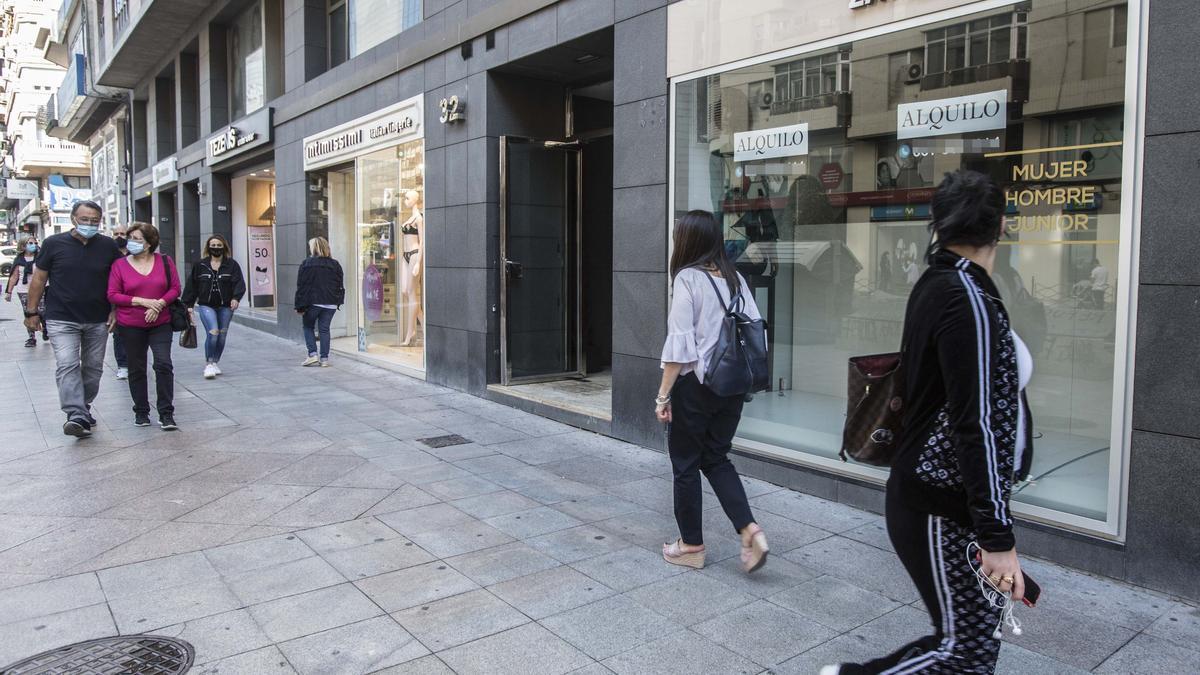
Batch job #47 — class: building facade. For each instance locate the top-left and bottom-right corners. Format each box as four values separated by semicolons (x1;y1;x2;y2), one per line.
67;0;1199;602
0;0;91;241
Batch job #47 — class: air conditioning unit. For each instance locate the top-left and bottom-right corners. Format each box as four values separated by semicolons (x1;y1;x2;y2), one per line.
905;63;924;84
758;91;774;110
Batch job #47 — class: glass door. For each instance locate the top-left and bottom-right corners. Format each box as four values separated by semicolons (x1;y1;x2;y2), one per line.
500;136;584;385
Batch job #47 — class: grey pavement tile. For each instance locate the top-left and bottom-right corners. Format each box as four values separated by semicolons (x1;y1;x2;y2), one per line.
74;521;249;571
158;608;274;665
438;623;592;675
784;536;920;604
488;566;616;620
0;572;49;591
95;480;240;520
539;457;653;487
423;442;496;463
1094;632;1200;674
97;551;219;600
355;561;480;613
322;538;437;580
773;605;931;674
446;541;560;586
591;509;682;552
204;533;316;575
393;588;530;651
451;490;542;519
396;462;475;485
0;603;117;667
768;574;901;632
624;570;757;626
488;436;586;465
601;629;760;675
328;463;408;489
0;572;104;626
407;520;515;558
569;546;685;593
486;506;584;539
452;454;530;475
750;490;878;534
841;518;894;553
549;494;645;523
365;485;442;517
108;578;242;633
601;477;675;515
220;525;296;546
541;594;683;661
528;525;632;564
425;475;504;501
258;454;367;486
0;517;161;575
359;447;443;472
0;514;76;551
1145;604;1200;650
176;482;319;526
264;487;394;528
296;517;401;554
369;655;457;674
723;510;832;556
692;600;838;667
191;646;297;674
997;642;1091;674
375;503;473;536
279;616;430;675
247;582;383;643
187;453;307;484
226;554;347;606
1021;556;1184;632
1004;603;1136;670
697;550;821;598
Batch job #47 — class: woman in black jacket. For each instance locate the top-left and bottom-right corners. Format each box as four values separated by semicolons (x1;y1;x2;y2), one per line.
294;236;344;367
825;171;1035;675
181;234;246;379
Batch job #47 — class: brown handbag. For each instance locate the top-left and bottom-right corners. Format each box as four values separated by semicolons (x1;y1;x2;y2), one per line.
840;352;905;467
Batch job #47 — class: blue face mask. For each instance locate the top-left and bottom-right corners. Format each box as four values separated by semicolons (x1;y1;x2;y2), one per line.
126;240;146;255
75;224;100;239
25;244;37;253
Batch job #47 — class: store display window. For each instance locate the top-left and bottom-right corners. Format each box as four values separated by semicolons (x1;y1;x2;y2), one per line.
671;0;1135;534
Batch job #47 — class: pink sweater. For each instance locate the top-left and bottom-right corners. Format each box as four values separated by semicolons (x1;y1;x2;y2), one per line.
107;254;181;328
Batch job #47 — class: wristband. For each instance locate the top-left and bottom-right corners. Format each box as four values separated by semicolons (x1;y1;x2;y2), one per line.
24;309;40;317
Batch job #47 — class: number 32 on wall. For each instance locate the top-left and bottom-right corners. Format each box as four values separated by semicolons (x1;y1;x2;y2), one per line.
439;96;465;124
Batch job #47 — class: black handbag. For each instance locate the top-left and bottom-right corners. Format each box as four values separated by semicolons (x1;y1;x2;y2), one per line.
700;272;769;397
841;352;905;467
178;322;197;349
162;255;190;332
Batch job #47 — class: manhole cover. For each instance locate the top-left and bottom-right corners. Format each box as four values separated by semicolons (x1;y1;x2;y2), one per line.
0;635;194;675
417;434;471;448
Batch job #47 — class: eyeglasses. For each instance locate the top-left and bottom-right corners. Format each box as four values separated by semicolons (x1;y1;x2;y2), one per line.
75;217;102;225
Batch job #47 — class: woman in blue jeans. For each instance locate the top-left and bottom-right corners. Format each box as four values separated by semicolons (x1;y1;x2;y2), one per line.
294;237;344;367
181;234;246;379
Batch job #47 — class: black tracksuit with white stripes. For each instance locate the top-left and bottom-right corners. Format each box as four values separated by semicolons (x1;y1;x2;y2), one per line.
859;250;1034;674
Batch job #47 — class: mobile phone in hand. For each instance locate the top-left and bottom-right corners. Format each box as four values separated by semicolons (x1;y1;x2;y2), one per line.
1021;571;1042;607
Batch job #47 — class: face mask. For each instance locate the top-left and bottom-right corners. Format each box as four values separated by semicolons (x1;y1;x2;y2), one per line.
126;240;146;255
75;224;99;239
114;237;127;248
209;247;224;257
25;244;37;253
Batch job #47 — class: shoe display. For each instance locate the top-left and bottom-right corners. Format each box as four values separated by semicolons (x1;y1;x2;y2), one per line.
116;367;128;380
160;415;179;431
63;419;92;438
204;363;217;379
134;414;152;427
301;355;320;367
24;337;36;348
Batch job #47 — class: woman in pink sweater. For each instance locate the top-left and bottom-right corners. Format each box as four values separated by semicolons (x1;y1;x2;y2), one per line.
107;222;181;430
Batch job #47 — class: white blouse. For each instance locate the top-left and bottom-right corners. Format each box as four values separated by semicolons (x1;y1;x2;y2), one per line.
661;267;763;383
1012;330;1034;472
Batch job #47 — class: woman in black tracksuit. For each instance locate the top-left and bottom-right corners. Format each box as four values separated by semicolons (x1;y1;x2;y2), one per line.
181;234;246;379
294;236;344;367
826;171;1034;675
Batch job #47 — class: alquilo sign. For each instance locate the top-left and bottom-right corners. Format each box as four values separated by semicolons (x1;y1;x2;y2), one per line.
303;95;423;171
734;122;809;162
896;90;1007;140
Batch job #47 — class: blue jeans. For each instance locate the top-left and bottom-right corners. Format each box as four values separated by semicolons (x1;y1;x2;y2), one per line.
302;307;336;359
196;305;234;363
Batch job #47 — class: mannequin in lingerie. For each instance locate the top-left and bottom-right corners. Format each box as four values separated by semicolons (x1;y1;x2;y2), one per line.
400;189;424;346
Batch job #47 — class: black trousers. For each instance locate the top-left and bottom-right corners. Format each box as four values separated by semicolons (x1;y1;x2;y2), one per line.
857;490;1003;674
118;324;175;417
668;372;755;545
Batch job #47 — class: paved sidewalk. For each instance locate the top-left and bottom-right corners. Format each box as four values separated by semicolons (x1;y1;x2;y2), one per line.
0;301;1195;674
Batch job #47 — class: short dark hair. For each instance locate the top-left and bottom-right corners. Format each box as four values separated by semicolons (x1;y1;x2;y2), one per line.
127;221;160;253
71;200;103;218
927;170;1005;260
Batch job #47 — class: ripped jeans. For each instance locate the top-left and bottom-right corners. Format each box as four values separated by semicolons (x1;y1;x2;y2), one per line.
195;305;234;364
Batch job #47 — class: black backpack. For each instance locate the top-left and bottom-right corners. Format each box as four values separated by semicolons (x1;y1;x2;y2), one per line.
701;272;769;397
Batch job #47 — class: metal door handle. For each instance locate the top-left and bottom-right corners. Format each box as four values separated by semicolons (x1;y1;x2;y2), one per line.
505;259;523;279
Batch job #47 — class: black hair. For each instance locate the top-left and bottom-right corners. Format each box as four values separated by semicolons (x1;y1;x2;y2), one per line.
669;210;739;297
926;170;1006;262
70;200;104;218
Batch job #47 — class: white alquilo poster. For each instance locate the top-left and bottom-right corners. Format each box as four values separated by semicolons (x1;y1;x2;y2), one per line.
734;123;809;162
896;90;1008;140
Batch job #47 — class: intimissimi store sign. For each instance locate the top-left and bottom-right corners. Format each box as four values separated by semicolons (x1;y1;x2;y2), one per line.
303;95;423;171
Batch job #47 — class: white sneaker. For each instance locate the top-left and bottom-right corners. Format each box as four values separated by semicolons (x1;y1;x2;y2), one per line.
211;363;222;376
204;363;217;379
116;367;128;380
301;355;320;367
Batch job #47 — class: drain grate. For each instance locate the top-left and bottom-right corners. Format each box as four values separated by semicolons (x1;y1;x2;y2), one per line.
417;434;471;448
0;635;194;675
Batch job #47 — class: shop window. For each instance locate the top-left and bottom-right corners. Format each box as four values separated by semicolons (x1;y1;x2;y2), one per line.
229;2;265;121
327;0;422;67
672;0;1133;532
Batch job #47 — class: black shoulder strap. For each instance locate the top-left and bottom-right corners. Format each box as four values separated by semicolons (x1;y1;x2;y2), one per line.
701;270;742;314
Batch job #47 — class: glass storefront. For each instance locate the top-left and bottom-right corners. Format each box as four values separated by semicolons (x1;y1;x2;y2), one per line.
671;0;1134;532
232;169;278;316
